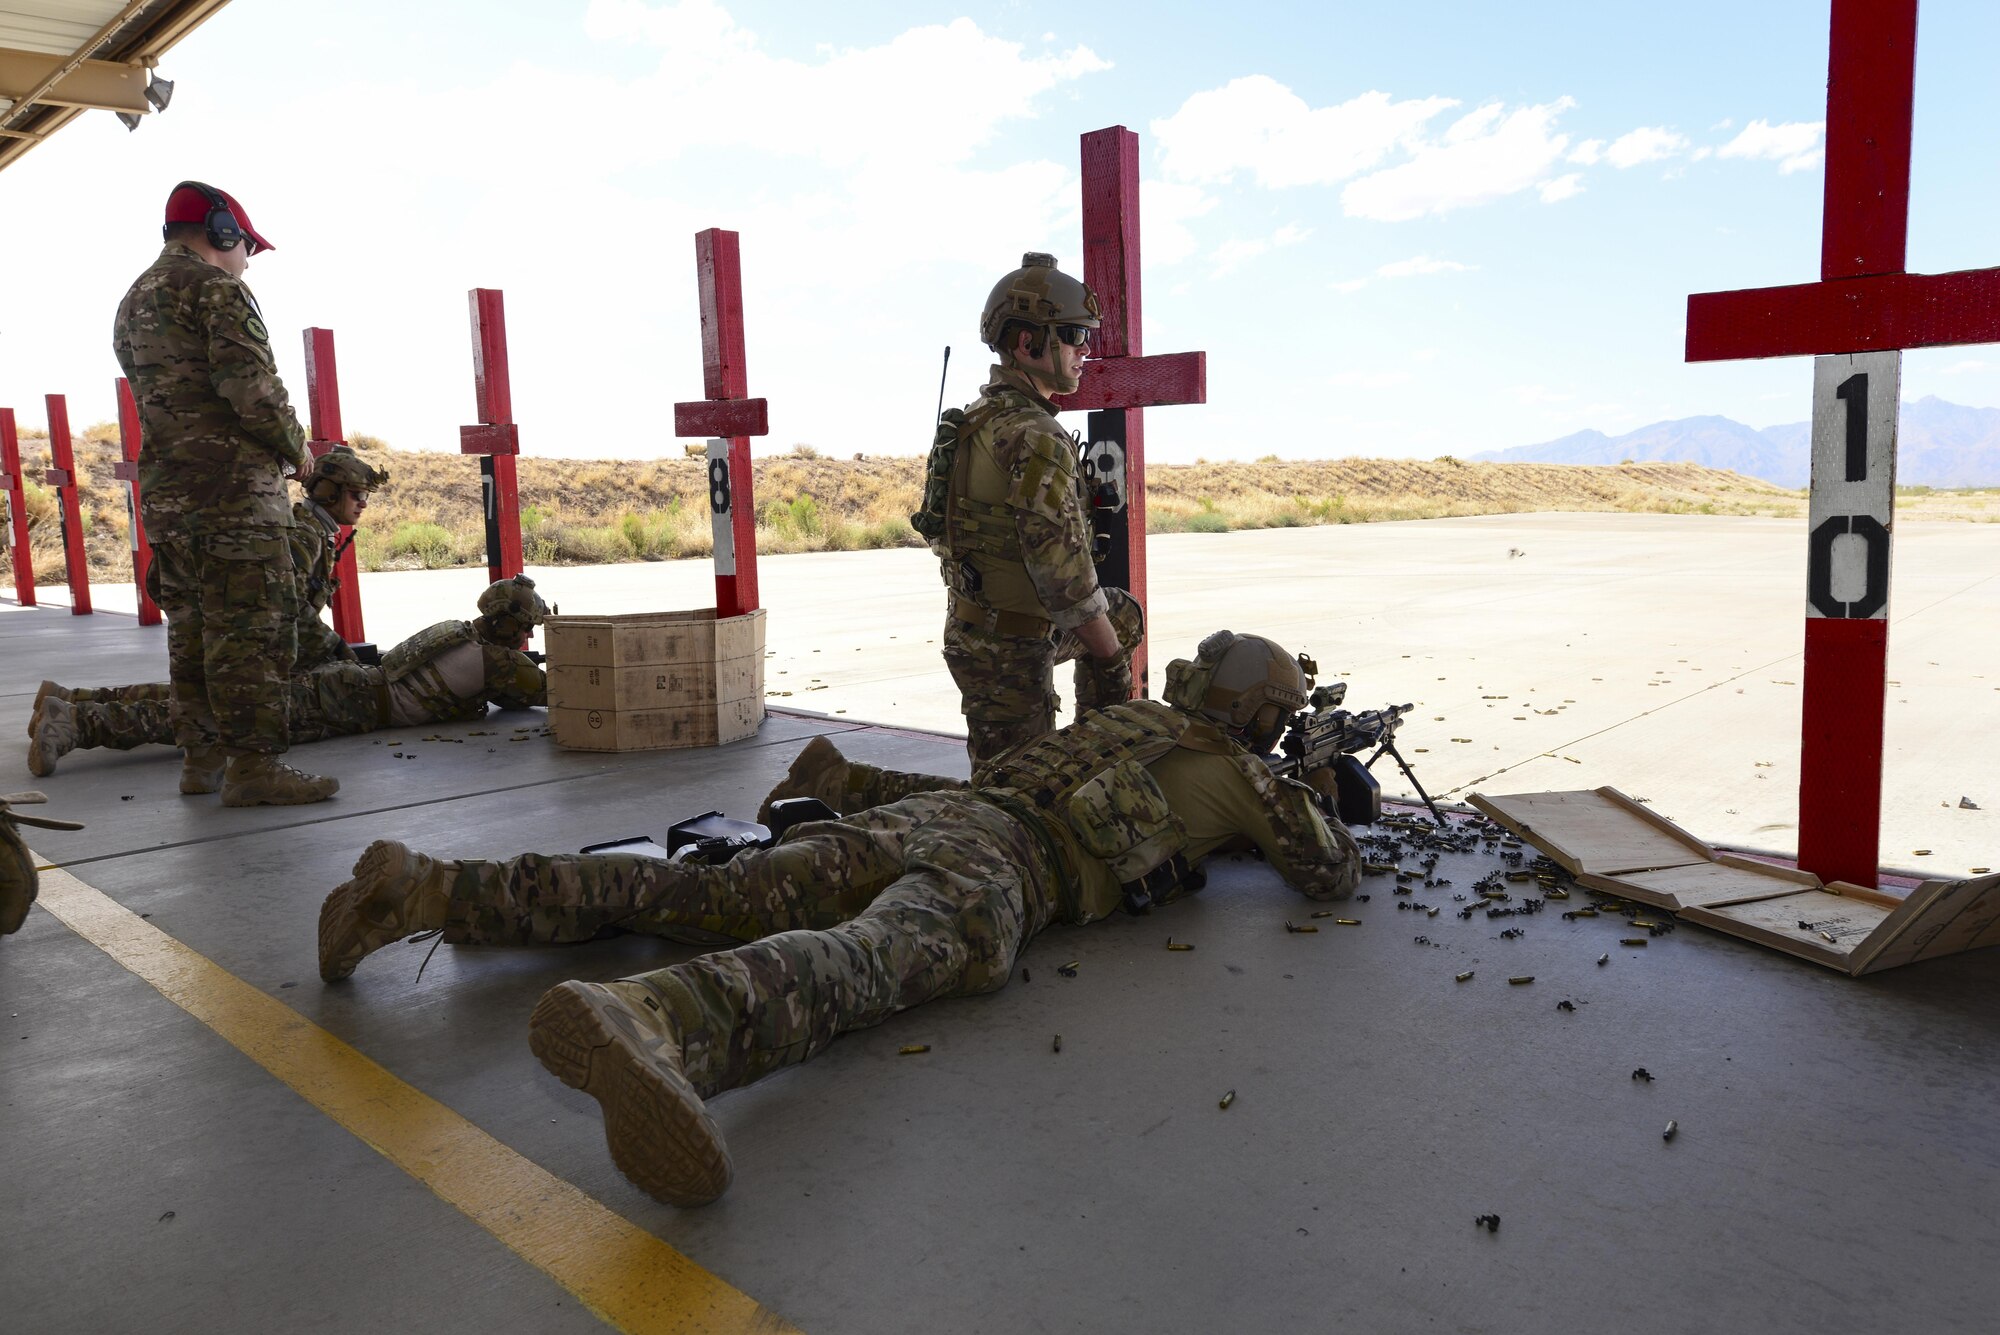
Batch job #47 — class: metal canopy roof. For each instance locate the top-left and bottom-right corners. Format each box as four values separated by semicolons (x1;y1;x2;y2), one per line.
0;0;233;175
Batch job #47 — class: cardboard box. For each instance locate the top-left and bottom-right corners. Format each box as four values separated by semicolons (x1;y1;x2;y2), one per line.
1469;786;2000;975
545;608;765;751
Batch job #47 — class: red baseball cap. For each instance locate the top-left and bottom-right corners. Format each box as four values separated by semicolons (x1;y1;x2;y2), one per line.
163;181;275;254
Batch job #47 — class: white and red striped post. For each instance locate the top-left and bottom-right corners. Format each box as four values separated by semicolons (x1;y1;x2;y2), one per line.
673;229;769;617
1684;0;2000;887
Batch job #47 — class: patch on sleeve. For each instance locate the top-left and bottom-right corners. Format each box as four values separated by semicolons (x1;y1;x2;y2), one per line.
243;315;269;343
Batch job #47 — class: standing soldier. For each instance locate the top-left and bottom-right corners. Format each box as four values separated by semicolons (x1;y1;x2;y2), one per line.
913;253;1143;774
113;181;336;806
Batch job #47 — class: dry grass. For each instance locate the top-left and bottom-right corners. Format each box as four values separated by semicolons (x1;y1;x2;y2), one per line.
6;428;1998;588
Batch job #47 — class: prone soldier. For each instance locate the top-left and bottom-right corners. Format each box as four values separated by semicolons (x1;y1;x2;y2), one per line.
113;181;333;807
27;577;548;776
316;630;1359;1208
912;252;1143;772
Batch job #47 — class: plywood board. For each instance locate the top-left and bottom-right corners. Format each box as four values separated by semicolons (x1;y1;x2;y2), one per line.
1585;856;1822;911
1852;872;2000;973
545;608;764;669
1469;788;1713;876
1681;888;1888;972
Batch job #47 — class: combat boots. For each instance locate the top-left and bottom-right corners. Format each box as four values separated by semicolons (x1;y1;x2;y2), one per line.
26;680;70;738
25;699;78;778
528;978;734;1207
755;735;853;824
179;747;227;795
317;839;455;981
219;753;338;807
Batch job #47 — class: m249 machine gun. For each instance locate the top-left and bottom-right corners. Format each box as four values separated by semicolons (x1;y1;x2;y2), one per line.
1269;669;1445;827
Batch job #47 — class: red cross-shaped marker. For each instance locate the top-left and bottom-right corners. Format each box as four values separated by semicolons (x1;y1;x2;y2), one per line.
1055;125;1209;693
1685;0;2000;886
673;228;770;618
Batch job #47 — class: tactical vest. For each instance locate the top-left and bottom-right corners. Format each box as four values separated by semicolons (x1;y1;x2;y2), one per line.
931;388;1080;622
982;700;1201;907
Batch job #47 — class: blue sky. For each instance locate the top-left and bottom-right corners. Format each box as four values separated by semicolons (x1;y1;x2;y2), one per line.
6;0;2000;463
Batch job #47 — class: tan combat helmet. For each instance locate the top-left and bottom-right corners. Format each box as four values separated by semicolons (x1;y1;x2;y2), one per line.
475;574;549;646
1163;631;1310;749
300;445;389;504
980;252;1102;352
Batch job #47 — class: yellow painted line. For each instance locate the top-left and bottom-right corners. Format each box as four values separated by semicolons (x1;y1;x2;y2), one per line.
32;864;798;1335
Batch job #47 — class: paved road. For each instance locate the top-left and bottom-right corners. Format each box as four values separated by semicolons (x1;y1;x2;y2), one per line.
29;510;1998;876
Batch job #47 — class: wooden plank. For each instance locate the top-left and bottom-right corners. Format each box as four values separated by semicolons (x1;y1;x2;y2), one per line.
673;398;767;439
550;697;764;752
1852;872;2000;974
1820;0;1917;281
1055;352;1206;412
1680;889;1882;973
1468;788;1713;876
1684;267;2000;361
1595;858;1820;911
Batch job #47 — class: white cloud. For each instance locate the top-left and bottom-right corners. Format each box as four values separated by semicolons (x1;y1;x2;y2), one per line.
1378;254;1475;278
1209;221;1309;277
1142;180;1219;267
1567;138;1604;165
1342;98;1577;221
1330;277;1370;293
1605;126;1688;168
1716;118;1826;174
1152;75;1456;188
1538;173;1584;203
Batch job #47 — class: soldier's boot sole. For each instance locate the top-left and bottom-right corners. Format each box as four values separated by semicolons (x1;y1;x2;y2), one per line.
25;701;77;779
180;748;227;796
528;980;733;1207
220;759;339;808
755;734;850;825
318;839;436;982
27;681;70;740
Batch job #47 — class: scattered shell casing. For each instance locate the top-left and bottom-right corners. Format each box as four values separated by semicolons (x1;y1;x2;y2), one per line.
1166;941;1195;951
1663;1119;1678;1142
1285;922;1319;934
1506;872;1533;883
899;1044;930;1055
1547;888;1570;900
1310;909;1337;919
1053;1034;1062;1053
1508;976;1535;985
1818;930;1837;943
1335;918;1362;926
1597;953;1609;966
1219;1089;1236;1110
1619;938;1648;947
1057;961;1080;977
1455;970;1475;982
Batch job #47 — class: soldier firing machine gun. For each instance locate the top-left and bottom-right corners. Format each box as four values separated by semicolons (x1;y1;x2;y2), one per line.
1270;664;1445;827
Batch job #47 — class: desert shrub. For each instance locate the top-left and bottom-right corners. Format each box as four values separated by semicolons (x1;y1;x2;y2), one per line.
389;521;455;568
348;431;389;452
1185;511;1231;534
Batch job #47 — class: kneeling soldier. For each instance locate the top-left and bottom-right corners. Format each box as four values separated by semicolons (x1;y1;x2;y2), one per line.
27;576;548;782
317;630;1359;1208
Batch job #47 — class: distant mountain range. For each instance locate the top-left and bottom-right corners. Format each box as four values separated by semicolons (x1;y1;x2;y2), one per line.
1475;395;2000;488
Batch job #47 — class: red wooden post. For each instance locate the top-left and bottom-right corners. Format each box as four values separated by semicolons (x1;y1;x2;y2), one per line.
1056;125;1209;696
42;395;91;615
460;289;525;583
111;378;160;625
673;229;770;617
303;327;367;643
1683;0;2000;887
1;408;34;606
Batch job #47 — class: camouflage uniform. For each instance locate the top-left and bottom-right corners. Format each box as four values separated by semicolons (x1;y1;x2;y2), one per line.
114;241;309;756
429;700;1357;1102
290;499;354;671
939;364;1140;770
43;623;544;757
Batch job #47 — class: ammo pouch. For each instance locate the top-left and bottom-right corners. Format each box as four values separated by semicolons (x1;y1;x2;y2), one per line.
1064;760;1189;912
1118;853;1206;917
380;619;477;683
910;408;966;548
